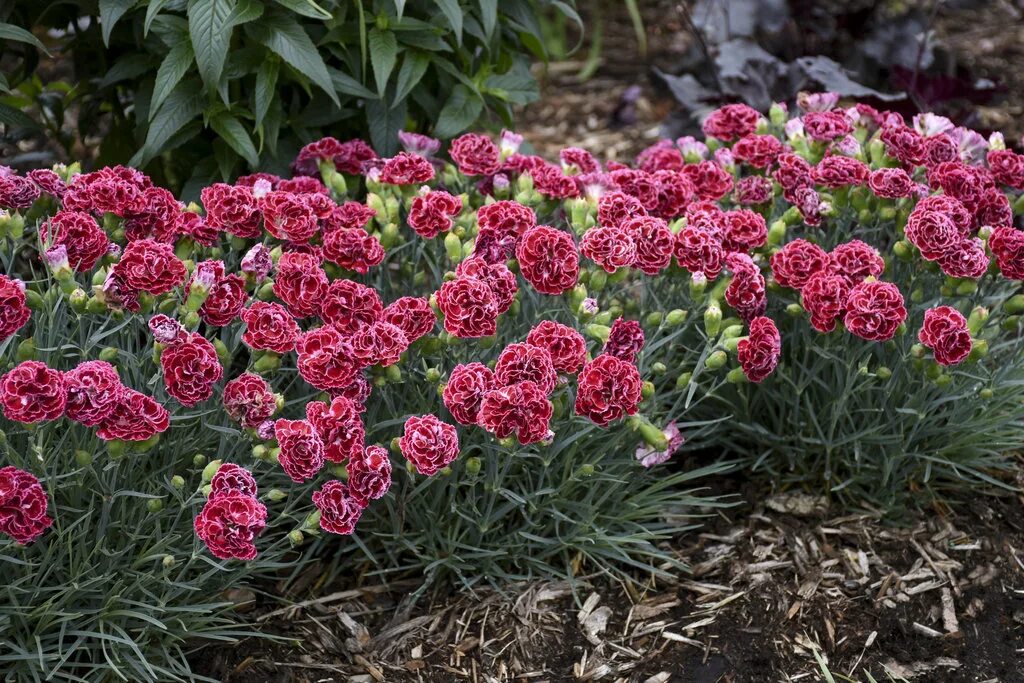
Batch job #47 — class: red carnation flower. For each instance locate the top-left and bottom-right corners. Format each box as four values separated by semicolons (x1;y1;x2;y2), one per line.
223;373;276;428
96;388;170;441
988;227;1024;279
828;239;885;284
801;271;851;333
349;321;409;367
868;168;915;199
124;186;180;242
843;281;907;342
43;211;109;272
681;161;734;201
296;326;360;390
637;144;684;173
210;463;258;499
495;342;557;394
609;168;659;209
456;257;518;314
64;360;123;426
260;190;318;243
722;209;767;253
0;466;53;544
443;363;496;425
905;208;964;261
735;176;774;205
435;277;498;338
702;103;760;141
916;195;973;234
975;187;1012;229
277;176;326;195
938;238;989;280
561;147;601;174
812;155;869;188
348;446;392;504
198;270;247;327
574;354;642;427
880;125;925;166
399;414;460;475
306;397;365;464
408;191;462;239
380;152;435;185
477;200;536;242
0;361;65;424
581;225;636;273
531;164;581;199
201;183;261;238
115;239;186;295
382;296;436;343
312;481;365;535
603;318;645;363
803;111;852;141
275;419;325;483
732;134;783;168
774;153;814;193
624;215;673;275
322;227;385;274
479;381;553;444
27;169;66;198
0;275;31;342
450;133;501;176
526;321;586;374
0;174;41;209
924;134;959;168
674;226;726;280
724;253;767;323
988;149;1024;189
236;172;280;188
333;373;373;412
771;239;829;289
737;316;781;383
651;169;695;218
323;201;377;232
194;493;267;560
919;306;972;366
240;302;301;353
177;211;220;246
273;251;329;318
928;162;992;212
320;279;383;334
598;191;646;229
516;225;580;295
161;333;223;407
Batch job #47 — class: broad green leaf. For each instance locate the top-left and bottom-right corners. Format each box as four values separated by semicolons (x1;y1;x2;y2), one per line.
0;103;39;130
130;80;204;167
393;52;428;104
434;84;482;139
367;28;397;99
98;54;154;89
99;0;137;46
187;0;234;92
485;63;538;105
327;68;376;99
213;139;238;181
272;0;331;20
254;58;279;128
210;113;259;167
249;17;339;105
144;0;173;36
0;22;49;55
433;0;463;44
225;0;265;25
479;0;497;41
365;98;406;157
150;41;194;118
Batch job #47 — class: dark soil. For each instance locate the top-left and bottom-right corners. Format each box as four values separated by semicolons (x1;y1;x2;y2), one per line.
191;472;1024;682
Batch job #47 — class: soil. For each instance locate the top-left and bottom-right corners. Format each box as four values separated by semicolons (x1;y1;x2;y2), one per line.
191;472;1024;682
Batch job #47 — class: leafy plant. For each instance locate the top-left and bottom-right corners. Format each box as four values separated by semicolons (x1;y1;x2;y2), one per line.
0;0;579;192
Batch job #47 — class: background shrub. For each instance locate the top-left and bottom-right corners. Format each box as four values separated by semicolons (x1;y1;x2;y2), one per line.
0;0;578;193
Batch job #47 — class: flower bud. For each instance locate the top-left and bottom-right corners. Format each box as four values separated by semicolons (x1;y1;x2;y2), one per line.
1005;294;1024;315
15;338;36;363
645;311;663;327
146;498;164;513
637;419;669;451
585;324;611;343
201;459;223;483
256;281;276;300
465;456;482;475
162;554;176;569
967;306;989;336
266;489;287;502
181;311;200;329
170;475;185;489
425;367;441;383
1002;315;1020;332
934;373;952;387
288;530;306;546
910;343;926;358
252;444;268;460
641;381;655;399
769;102;788;126
767;220;786;246
705;350;728;369
99;347;118;363
651;362;667;375
578;464;595;477
75;449;93;467
665;309;687;326
192;454;207;468
23;288;44;310
704;303;722;337
108;439;127;459
253;352;281;374
876;366;892;380
979;387;994;399
444;231;463;263
955;280;978;296
590;269;608;292
689;272;707;298
721;337;741;353
968;338;989;361
675;372;692;389
726;367;747;384
498;436;516;449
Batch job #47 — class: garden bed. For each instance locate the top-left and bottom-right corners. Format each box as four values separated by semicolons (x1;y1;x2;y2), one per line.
194;469;1024;682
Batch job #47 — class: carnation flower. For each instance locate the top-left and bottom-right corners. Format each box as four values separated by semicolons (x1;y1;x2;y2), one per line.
324;201;377;232
348;445;392;504
515;225;580;295
322;227;386;274
843;281;907;342
443;363;497;425
623;215;674;275
96;389;170;441
450;133;501;176
115;239;186;295
198;271;247;327
201;183;261;238
987;149;1024;189
479;381;553;444
597;191;646;229
650;169;694;218
241;302;301;353
398;131;441;157
272;252;329;318
0;174;41;209
43;211;109;271
349;321;409;367
0;361;65;423
608;169;658;209
382;296;436;343
531;164;581;199
525;321;587;374
64;360;123;426
296;326;360;391
737;316;781;383
829;240;885;284
802;111;852;141
240;244;272;280
770;239;829;289
812;155;869;188
635;422;684;468
477;200;536;243
435;276;498;338
306;397;365;463
210;463;259;499
604;318;645;363
222;373;276;428
320;279;383;334
561;147;601;174
311;481;364;535
408;191;463;239
732;134;783;168
0;466;53;544
574;355;643;427
380;152;435;185
399;414;460;475
681;161;734;201
494;342;557;395
275;419;325;483
194;493;267;560
455;257;518;314
0;275;31;342
905;208;965;261
724;253;767;323
868;168;915;199
988;227;1024;280
774;153;814;193
581;225;637;273
938;238;989;280
27;168;65;198
722;209;767;253
919;306;972;366
880;125;926;166
674;227;726;280
735;176;774;205
160;333;223;407
702;103;760;141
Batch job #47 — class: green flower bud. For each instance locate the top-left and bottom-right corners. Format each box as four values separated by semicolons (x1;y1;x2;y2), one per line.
266;489;287;502
585;324;611;343
478;335;498;350
910;287;924;303
979;387;994;399
726;367;747;384
146;498;164;513
968;338;989;361
289;530;306;546
651;362;667;375
390;437;402;453
769;102;788;126
465;456;482;475
646;311;664;327
956;280;978;296
967;307;989;336
69;288;88;313
498;436;516;449
876;366;892;380
910;343;926;358
23;288;45;310
1005;294;1024;315
253;352;281;374
256;281;276;300
785;303;804;318
385;364;402;383
893;240;913;261
578;464;595;477
252;445;268;460
925;362;943;380
171;475;185;489
704;303;722;337
675;372;692;390
108;439;127;459
767;220;786;246
705;350;728;369
444;231;463;263
201;459;223;483
934;373;952;387
181;311;200;329
425;367;441;383
15;338;36;363
1002;315;1021;332
192;453;207;467
590;269;608;292
721;337;741;353
641;381;655;399
665;309;687;326
720;324;743;340
162;554;175;569
75;449;93;467
212;339;230;365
